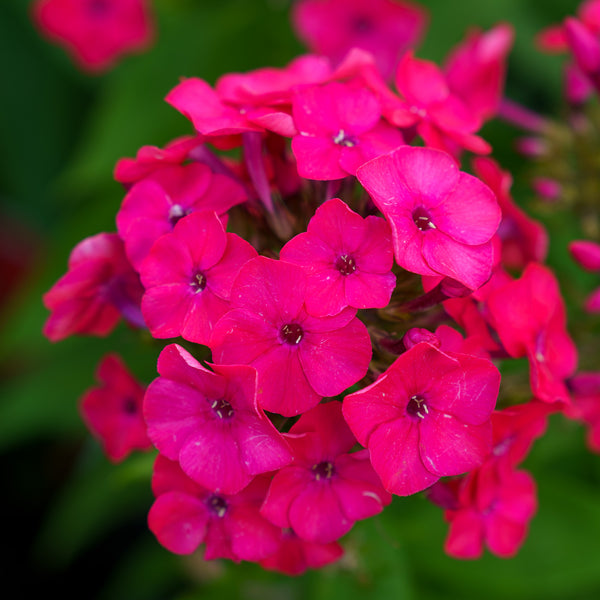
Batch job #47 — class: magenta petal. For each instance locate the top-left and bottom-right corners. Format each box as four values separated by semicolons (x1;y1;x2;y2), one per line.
148;491;208;555
234;411;292;474
144;378;212;459
142;284;193;339
180;289;230;345
206;233;258;300
422;232;494;290
427;352;500;425
342;368;409;446
253;344;321;416
292;135;347;181
332;455;390;520
345;270;396;309
445;509;484;558
300;317;372;397
430;172;500;245
227;505;280;561
230;257;306;322
211;309;279;364
369;418;438;496
396;52;450;106
179;421;250;494
419;411;492;477
261;466;313;528
289;482;351;543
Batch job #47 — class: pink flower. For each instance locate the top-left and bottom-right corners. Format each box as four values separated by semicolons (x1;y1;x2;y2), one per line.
210;256;372;417
260;528;344;576
32;0;154;73
343;341;500;496
444;23;514;122
356;145;501;290
280;198;396;316
80;353;151;462
148;455;280;561
385;52;491;156
140;211;257;345
144;344;292;494
291;0;427;80
260;401;391;544
43;232;144;342
443;462;537;559
485;263;578;404
116;162;247;270
291;81;405;180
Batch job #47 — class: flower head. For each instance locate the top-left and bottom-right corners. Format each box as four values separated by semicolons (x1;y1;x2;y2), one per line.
343;341;500;496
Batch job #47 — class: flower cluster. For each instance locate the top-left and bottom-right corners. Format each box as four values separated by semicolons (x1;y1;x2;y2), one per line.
43;0;600;575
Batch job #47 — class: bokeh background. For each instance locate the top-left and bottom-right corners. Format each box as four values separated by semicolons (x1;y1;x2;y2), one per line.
2;0;600;598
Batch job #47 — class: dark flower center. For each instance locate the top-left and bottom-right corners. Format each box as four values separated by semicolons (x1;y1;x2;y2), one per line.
332;129;358;147
168;204;190;227
210;398;234;420
122;397;138;415
412;206;436;231
312;461;335;481
334;253;357;276
190;271;207;292
406;395;429;420
352;16;373;33
207;494;228;518
88;0;111;16
279;323;304;345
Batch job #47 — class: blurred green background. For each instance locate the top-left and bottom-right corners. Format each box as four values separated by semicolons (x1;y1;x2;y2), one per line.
2;0;600;598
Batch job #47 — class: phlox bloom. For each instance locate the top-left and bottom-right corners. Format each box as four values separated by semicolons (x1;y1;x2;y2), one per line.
148;455;280;561
144;344;292;495
444;462;537;559
32;0;154;72
291;0;427;80
43;232;144;341
140;211;257;346
291;80;404;180
343;341;500;496
260;401;391;544
280;198;396;316
356;145;501;290
79;353;151;462
116;162;247;270
485;262;577;404
210;256;372;416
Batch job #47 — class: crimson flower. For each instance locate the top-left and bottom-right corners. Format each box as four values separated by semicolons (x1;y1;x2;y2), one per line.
116;162;247;270
32;0;154;73
148;455;280;561
291;0;427;80
357;145;501;290
43;232;144;341
144;344;292;494
140;211;257;345
260;402;391;544
80;353;151;462
210;256;372;416
443;462;537;559
291;80;405;180
343;341;500;496
280;198;396;316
